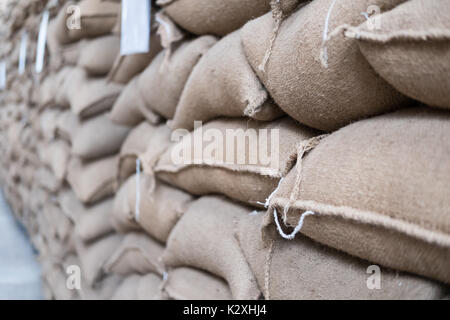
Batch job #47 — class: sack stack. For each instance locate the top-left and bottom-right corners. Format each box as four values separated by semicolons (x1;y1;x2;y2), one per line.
0;0;449;299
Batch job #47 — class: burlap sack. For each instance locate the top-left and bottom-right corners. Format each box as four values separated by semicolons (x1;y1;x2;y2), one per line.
111;273;162;300
266;107;450;284
156;117;318;207
103;232;164;276
346;0;450;110
51;0;119;45
67;69;123;119
107;8;163;84
78;35;120;76
72;113;130;160
59;189;85;223
39;139;71;181
39;74;56;107
110;36;217;125
47;17;88;71
113;173;191;243
162;196;261;300
62;254;124;300
117;122;171;186
162;267;232;300
170;31;283;131
35;167;61;193
67;155;117;204
43;202;73;243
240;0;409;131
74;198;114;243
53;67;74;108
40;261;78;300
55;110;80;142
158;0;271;36
238;212;447;299
75;233;122;286
39;108;60;141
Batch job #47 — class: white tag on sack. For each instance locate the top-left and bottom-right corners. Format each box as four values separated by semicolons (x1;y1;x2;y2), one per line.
0;61;6;90
120;0;151;56
35;10;49;73
18;31;28;75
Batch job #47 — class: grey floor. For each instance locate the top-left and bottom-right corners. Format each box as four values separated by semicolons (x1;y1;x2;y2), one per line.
0;190;43;299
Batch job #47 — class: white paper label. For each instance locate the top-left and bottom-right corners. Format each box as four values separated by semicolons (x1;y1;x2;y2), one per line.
120;0;151;56
35;10;49;74
19;31;28;75
0;61;6;90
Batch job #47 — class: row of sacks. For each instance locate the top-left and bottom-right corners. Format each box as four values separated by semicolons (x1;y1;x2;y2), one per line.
109;107;450;296
110;0;450;138
23;0;248;299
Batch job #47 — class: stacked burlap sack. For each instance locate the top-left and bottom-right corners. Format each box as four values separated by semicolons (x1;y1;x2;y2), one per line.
0;0;449;299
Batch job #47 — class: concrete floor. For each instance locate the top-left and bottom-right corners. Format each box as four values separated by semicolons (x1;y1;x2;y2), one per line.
0;190;43;299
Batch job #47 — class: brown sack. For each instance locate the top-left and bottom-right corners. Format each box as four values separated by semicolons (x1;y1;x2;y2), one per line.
117;122;171;186
238;212;447;299
111;273;162;300
75;233;122;286
266;107;450;284
107;7;163;84
112;173;191;243
55;110;80;142
78;35;120;76
35;167;61;193
103;232;164;276
74;198;114;243
72;113;130;160
240;0;409;131
51;0;119;45
170;31;283;131
67;69;123;119
158;0;271;36
67;155;117;204
110;36;217;125
347;0;450;110
39;139;71;181
162;267;232;300
156;117;318;207
162;196;261;300
39;108;60;141
62;254;123;300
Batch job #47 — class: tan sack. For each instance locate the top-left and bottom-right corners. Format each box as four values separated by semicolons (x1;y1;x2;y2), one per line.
162;267;232;300
71;113;130;160
66;68;123;119
107;8;163;84
157;0;271;36
347;0;450;110
240;0;409;131
265;107;450;284
110;36;217;125
103;232;164;276
170;31;283;131
112;173;191;243
74;198;114;243
55;110;80;142
117;122;171;186
162;196;261;300
238;212;448;299
78;35;120;76
111;273;162;300
75;233;122;286
50;0;119;45
67;155;117;204
156;117;318;207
